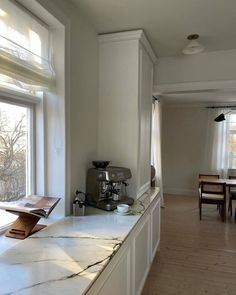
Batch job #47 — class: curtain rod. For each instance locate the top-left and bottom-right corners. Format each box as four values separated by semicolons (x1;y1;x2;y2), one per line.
152;95;160;103
206;106;236;109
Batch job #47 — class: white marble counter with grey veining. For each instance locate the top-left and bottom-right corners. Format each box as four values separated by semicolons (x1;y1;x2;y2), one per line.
0;187;160;295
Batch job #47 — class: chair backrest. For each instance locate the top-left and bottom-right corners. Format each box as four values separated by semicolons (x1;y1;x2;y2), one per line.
198;174;220;189
199;174;220;179
228;175;236;192
228;169;236;177
200;181;226;196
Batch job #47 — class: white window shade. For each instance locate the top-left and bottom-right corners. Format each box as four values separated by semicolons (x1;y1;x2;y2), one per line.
0;0;55;92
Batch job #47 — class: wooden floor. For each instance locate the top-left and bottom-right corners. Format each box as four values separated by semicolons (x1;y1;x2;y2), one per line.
142;194;236;295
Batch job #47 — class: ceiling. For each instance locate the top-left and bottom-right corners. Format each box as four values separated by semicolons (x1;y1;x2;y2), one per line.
72;0;236;57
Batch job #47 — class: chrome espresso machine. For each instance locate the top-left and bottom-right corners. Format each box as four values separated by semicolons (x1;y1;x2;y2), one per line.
86;162;134;211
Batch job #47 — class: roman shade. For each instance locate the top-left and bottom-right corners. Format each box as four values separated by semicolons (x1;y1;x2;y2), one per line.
0;0;55;92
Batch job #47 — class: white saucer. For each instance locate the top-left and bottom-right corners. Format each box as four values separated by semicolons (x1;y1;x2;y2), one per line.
114;209;132;216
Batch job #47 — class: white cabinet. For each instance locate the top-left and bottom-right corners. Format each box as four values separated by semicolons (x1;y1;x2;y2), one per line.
150;198;161;261
87;193;161;295
97;247;131;295
87;245;131;295
98;30;157;199
137;45;154;197
132;215;150;295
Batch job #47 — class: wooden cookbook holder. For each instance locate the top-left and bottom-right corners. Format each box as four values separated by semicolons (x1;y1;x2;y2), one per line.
5;212;46;239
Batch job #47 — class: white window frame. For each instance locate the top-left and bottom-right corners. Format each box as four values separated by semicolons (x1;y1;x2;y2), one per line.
0;87;40;232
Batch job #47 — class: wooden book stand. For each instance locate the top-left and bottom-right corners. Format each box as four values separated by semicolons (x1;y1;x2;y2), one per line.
5;213;46;239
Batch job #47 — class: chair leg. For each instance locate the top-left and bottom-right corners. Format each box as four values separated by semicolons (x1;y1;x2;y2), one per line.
199;203;202;220
222;204;226;222
228;198;232;216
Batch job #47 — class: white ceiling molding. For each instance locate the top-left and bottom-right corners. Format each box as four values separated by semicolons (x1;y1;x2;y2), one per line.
98;29;157;63
153;80;236;96
162;101;236;109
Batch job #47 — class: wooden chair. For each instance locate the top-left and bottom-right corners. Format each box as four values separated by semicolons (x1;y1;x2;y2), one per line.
228;176;236;219
199;174;220;181
199;181;226;222
198;174;220;209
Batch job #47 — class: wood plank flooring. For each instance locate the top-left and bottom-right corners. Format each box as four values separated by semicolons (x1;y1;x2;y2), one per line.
142;194;236;295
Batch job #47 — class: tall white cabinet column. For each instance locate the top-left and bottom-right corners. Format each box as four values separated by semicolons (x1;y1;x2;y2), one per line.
98;30;157;199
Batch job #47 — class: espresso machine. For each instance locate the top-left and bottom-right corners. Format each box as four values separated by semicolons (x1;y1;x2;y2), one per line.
86;163;134;211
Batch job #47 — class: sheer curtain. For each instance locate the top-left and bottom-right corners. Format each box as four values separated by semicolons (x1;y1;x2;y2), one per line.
151;100;164;206
204;108;229;177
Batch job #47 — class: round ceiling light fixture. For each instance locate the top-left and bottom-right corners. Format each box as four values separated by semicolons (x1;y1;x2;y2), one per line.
182;34;204;55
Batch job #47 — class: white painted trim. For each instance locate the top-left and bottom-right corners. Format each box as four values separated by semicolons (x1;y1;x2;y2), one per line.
0;87;40;104
153;79;236;95
99;30;157;63
163;187;197;196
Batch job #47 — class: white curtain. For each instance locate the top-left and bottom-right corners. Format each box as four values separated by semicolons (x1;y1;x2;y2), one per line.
204;108;229;177
0;0;55;93
151;100;164;206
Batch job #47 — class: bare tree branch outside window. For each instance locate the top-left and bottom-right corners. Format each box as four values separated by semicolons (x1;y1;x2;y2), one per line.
0;103;27;202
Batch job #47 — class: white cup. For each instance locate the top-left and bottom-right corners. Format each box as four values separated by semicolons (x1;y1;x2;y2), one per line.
117;204;130;213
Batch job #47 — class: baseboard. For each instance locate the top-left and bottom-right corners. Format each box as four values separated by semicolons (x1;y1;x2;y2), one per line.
163;187;197;196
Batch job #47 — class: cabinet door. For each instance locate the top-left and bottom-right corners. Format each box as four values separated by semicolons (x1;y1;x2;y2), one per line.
97;247;131;295
132;215;150;295
150;198;161;261
137;45;153;198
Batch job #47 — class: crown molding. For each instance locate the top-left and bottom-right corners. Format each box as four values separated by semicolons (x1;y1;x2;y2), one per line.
98;29;157;63
153;80;236;95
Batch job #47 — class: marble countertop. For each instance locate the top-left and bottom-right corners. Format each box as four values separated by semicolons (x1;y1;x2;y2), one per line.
0;188;160;295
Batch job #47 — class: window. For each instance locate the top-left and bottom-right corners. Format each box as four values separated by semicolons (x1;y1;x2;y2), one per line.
0;0;57;230
0;101;32;200
0;99;33;229
228;113;236;168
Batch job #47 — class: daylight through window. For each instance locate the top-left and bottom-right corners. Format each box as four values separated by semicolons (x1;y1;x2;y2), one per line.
228;113;236;168
0;101;30;202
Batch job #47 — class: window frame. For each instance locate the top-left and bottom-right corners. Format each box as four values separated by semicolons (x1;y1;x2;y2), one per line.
0;87;38;230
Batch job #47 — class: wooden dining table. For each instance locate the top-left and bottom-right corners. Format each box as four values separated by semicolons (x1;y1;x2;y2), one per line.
199;178;236;187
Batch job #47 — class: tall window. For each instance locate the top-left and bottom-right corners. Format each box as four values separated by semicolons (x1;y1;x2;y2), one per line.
228;113;236;168
0;101;31;201
0;0;55;230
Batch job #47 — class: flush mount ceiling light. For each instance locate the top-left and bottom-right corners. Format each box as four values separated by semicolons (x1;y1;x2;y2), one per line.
182;34;204;55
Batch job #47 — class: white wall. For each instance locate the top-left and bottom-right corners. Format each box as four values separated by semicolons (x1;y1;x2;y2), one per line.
162;105;208;196
38;0;99;214
154;49;236;85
